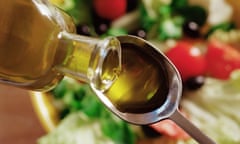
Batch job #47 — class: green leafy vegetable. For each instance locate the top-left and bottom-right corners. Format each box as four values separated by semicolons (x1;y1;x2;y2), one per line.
140;0;207;41
139;4;156;32
140;1;184;40
170;0;188;11
205;22;236;38
102;28;128;37
53;0;92;25
52;79;68;99
40;78;137;144
158;16;184;40
80;93;104;118
100;112;136;144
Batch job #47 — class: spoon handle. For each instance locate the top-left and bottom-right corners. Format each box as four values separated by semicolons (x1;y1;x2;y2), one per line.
169;110;216;144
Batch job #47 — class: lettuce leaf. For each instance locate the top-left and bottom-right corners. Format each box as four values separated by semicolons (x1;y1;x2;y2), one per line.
38;112;115;144
39;78;137;144
180;70;240;144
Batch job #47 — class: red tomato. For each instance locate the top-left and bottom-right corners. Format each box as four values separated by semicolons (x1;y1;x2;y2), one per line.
165;41;206;81
206;40;240;79
150;119;190;140
93;0;127;20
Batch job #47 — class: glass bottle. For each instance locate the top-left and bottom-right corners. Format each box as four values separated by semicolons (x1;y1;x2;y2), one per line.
0;0;121;92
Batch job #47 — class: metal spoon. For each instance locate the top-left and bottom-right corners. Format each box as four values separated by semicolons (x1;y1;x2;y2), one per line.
91;35;216;144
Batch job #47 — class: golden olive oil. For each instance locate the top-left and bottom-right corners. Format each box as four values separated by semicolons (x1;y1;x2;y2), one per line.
104;43;169;113
0;0;121;91
0;0;70;90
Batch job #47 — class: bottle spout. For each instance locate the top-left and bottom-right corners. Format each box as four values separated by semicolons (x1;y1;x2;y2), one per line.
55;32;122;92
88;37;122;92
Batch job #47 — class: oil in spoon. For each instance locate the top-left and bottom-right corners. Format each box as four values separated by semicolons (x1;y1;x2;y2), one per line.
103;43;169;113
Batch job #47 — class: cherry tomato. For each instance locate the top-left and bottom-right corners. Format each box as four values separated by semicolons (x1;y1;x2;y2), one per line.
93;0;127;20
206;40;240;79
165;41;206;81
150;119;190;140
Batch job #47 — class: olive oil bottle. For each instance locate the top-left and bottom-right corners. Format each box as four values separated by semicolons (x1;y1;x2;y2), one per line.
0;0;121;91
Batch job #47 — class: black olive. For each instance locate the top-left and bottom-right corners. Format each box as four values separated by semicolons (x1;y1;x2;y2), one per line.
184;76;205;90
95;22;110;35
92;11;111;35
179;5;207;27
130;28;147;39
141;125;162;138
93;18;110;35
183;21;201;38
76;24;91;36
127;0;139;12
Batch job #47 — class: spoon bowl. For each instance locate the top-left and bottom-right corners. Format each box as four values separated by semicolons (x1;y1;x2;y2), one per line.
91;35;182;125
91;35;216;144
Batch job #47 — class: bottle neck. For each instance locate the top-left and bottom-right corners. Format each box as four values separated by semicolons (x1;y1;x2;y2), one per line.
54;31;122;91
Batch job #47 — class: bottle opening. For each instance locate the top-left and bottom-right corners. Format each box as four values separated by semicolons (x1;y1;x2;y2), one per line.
88;37;122;92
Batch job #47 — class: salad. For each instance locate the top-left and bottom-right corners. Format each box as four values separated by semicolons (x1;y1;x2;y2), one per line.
36;0;240;144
